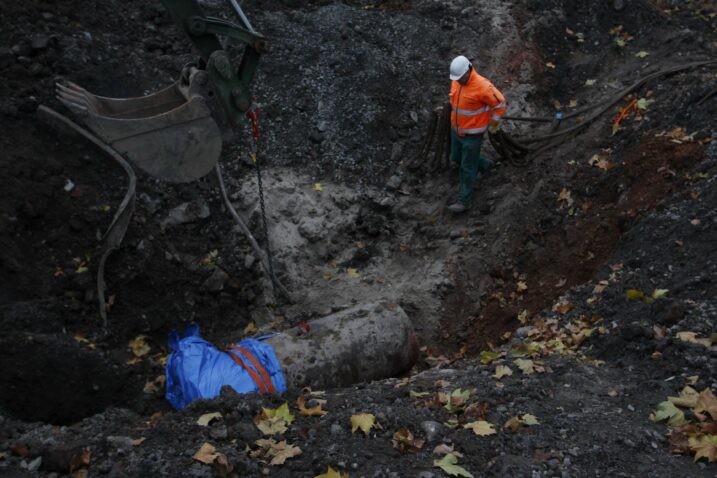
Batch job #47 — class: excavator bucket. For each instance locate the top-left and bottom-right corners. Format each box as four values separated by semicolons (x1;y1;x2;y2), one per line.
56;69;223;183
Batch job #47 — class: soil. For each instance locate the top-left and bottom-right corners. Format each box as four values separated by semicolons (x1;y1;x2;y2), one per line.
1;0;717;477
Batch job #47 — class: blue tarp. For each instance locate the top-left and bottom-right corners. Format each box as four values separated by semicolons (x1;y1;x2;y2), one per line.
165;324;286;410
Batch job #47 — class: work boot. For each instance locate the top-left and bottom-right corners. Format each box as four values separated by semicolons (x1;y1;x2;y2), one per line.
447;202;468;213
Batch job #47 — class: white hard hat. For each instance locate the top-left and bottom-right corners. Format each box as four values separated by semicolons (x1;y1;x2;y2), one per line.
449;55;471;80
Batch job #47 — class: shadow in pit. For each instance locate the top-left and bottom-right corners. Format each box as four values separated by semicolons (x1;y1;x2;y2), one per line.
440;136;705;354
0;333;141;425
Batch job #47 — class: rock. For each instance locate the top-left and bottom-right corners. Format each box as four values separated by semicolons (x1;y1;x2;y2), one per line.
28;63;43;76
418;472;436;478
106;436;133;452
330;423;343;435
161;199;210;229
210;425;228;440
22;456;42;471
12;43;32;57
31;35;50;50
202;267;230;292
298;217;325;242
386;175;402;190
420;420;443;442
139;192;161;214
244;254;256;269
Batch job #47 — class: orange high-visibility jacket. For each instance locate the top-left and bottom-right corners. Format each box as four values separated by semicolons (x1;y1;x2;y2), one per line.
449;69;506;136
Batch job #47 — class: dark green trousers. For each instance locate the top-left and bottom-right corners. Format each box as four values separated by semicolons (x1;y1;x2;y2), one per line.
450;130;493;206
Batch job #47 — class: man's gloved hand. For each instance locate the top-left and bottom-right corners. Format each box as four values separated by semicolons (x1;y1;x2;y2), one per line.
488;120;500;133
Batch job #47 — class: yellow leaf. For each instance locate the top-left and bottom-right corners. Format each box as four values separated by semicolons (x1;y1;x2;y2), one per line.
409;390;430;398
691;435;717;462
568;99;578;108
463;420;496;436
480;350;500;365
254;403;295;435
350;413;376;435
651;289;669;300
585;79;596;86
521;414;539;425
197;412;222;427
243;322;257;335
315;466;350;478
313;183;323;192
253;438;302;465
193;443;219;465
392;427;425;452
668;386;699;408
517;309;529;324
516;281;528;292
323;271;333;281
129;335;151;357
297;395;328;417
346;268;360;278
557;188;573;206
75;265;89;274
626;289;645;301
635;51;650;58
545;62;556;69
695;389;717;421
433;453;474;478
514;359;535;375
676;332;712;348
493;365;513;380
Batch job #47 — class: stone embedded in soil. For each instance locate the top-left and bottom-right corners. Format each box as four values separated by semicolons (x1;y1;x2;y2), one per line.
201;267;230;292
297;217;325;242
160;199;210;229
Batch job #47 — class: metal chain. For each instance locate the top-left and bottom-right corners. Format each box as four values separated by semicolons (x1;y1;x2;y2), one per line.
249;137;278;302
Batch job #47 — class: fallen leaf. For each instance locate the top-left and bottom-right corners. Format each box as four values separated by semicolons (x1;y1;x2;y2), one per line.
243;322;257;335
552;301;573;315
312;183;323;192
434;453;474;478
252;439;302;465
444;389;471;414
297;395;328;417
690;435;717;462
463;420;496;436
410;390;430;398
504;416;523;432
131;437;146;446
514;359;536;375
129;335;151;357
143;375;166;394
351;413;376;435
568;99;578;108
193;443;220;465
521;414;539;425
636;98;655;111
608;389;618;397
517;309;529;324
392;427;425;453
626;289;645;301
493;365;513;380
691;219;701;226
255;403;295;435
480;350;500;365
669;386;700;408
585;79;596;86
651;400;687;427
314;466;350;478
558;188;573;207
69;447;91;473
635;50;650;58
545;62;556;69
517;281;528;292
197;412;222;427
695;389;717;421
676;332;712;348
346;268;360;278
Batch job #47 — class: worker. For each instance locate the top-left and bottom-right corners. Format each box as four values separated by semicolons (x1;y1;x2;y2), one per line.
447;55;506;213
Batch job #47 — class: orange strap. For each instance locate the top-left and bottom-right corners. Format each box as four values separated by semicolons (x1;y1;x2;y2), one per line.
227;345;276;394
613;98;638;127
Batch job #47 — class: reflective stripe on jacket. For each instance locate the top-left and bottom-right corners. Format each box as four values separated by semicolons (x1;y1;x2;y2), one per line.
449;69;506;136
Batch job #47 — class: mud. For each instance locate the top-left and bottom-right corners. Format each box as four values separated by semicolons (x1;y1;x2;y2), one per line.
1;0;717;476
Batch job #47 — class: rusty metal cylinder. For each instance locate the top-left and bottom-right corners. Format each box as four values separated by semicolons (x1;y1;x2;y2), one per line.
266;302;419;391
